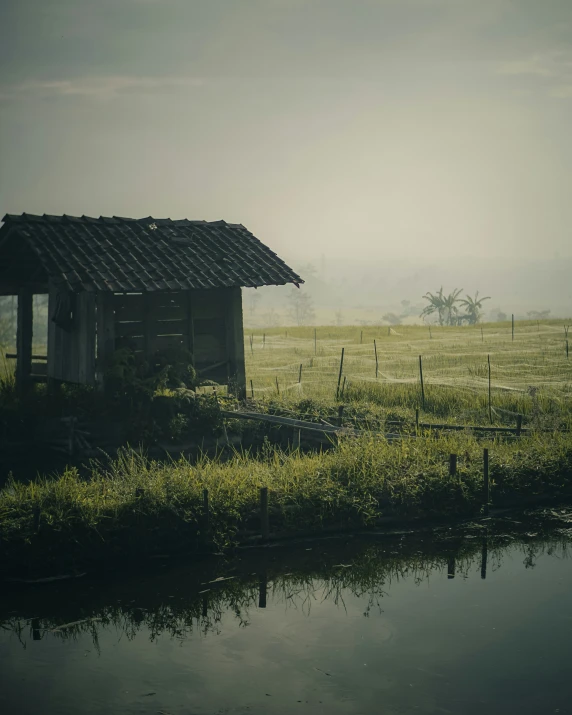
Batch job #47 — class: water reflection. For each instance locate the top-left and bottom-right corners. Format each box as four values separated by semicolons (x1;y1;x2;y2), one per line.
2;507;571;653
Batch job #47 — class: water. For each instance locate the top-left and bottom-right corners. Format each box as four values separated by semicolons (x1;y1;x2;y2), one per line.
1;511;572;714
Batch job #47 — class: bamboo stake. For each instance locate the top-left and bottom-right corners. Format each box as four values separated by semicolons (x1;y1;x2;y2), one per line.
418;355;425;409
260;487;269;542
336;347;345;399
483;448;490;515
487;354;492;424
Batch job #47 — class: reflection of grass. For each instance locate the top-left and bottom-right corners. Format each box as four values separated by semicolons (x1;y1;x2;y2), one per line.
245;321;572;427
2;428;572;576
1;515;570;650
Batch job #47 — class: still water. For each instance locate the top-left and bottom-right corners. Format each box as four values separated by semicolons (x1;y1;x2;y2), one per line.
1;511;572;715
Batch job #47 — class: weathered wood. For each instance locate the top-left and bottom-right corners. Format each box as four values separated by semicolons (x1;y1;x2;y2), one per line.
336;347;345;398
16;287;33;394
483;448;490;516
419;355;425;409
226;287;246;399
77;292;96;385
96;292;116;386
260;487;269;542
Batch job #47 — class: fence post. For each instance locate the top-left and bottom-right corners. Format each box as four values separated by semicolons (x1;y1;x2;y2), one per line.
336;347;345;399
298;363;303;383
337;404;344;427
263;333;265;348
314;328;317;355
512;314;514;341
260;487;269;542
487;354;492;424
250;379;254;399
360;330;363;344
202;489;210;545
483;448;490;516
374;339;378;378
418;355;425;409
293;429;301;450
275;376;280;394
449;454;457;476
516;414;523;436
567;340;569;360
415;408;419;431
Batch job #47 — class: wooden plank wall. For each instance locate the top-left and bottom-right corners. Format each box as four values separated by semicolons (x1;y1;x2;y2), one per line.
47;284;96;385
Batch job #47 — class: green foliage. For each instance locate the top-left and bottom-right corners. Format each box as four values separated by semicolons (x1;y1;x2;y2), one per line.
2;430;572;575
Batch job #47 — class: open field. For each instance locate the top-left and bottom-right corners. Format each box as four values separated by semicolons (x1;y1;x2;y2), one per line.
245;320;572;427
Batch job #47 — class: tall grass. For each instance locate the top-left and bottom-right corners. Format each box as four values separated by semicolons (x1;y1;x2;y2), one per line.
2;429;572;575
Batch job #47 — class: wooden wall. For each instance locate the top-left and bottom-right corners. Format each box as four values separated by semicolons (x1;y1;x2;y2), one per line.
47;284;96;385
96;287;246;395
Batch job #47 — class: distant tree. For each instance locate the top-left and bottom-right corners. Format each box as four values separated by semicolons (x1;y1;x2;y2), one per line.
527;310;551;320
287;288;315;326
458;291;491;325
421;287;463;326
383;312;402;325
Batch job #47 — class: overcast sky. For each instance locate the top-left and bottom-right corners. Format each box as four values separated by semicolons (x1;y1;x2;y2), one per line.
1;0;571;262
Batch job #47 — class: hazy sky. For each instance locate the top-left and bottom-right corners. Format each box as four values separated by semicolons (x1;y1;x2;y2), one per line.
1;0;571;262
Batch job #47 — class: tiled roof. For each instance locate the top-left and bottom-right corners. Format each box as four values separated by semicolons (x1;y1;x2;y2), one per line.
0;214;303;293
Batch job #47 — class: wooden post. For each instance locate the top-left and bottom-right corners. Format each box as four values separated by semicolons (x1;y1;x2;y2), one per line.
447;557;456;579
258;570;267;608
260;487;269;542
566;340;569;360
415;408;419;430
480;536;488;579
360;330;363;344
516;414;523;436
16;287;33;395
449;454;457;476
487;354;492;424
511;314;514;341
250;379;254;399
298;363;303;383
337;404;345;427
483;448;490;516
202;488;209;544
374;339;378;378
418;355;425;409
341;375;347;398
336;347;345;399
564;325;569;338
95;291;115;389
275;376;280;394
314;328;317;355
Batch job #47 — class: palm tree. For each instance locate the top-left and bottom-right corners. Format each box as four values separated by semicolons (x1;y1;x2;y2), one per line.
421;287;464;326
420;287;446;325
459;291;490;325
443;287;464;326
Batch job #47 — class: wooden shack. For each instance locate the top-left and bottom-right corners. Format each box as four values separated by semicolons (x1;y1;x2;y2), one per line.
0;214;302;397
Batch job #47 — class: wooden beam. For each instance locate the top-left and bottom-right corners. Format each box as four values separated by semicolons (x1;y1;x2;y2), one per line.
16;287;33;394
96;292;116;387
226;287;246;399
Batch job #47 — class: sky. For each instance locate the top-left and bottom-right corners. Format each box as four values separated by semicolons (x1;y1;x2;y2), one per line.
1;0;572;263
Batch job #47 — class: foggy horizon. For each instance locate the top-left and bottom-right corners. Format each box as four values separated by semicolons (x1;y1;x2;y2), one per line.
2;1;572;267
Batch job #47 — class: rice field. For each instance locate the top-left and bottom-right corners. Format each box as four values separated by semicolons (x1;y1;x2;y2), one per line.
245;320;572;426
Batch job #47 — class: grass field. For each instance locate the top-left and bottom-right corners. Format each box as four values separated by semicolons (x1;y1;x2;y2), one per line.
244;320;572;427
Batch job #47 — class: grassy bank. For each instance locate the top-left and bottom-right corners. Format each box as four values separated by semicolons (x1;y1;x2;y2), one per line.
2;429;572;577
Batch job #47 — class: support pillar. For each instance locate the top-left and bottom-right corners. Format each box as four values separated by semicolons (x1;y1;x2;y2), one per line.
16;288;33;395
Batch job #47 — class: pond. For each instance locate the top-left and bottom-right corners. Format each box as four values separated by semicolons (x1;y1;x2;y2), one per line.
1;508;572;714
